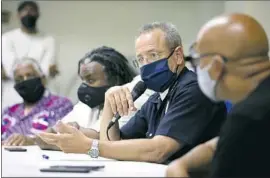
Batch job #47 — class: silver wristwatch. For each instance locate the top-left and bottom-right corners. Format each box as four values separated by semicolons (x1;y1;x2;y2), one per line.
88;139;99;158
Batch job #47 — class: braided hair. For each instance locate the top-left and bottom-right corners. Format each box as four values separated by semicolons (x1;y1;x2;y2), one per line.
78;46;137;86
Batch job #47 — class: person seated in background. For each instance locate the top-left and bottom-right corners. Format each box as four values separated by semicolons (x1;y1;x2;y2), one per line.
166;13;270;177
1;58;73;146
2;1;59;110
38;22;227;164
35;46;153;150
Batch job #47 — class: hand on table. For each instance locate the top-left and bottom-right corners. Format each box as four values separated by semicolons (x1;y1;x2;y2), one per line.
3;133;35;146
35;127;60;151
38;121;91;154
105;85;137;116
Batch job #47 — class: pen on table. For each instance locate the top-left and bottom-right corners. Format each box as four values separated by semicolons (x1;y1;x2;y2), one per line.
42;154;49;160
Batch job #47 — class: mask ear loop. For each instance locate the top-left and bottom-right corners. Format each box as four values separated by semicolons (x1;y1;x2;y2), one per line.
213;57;227;101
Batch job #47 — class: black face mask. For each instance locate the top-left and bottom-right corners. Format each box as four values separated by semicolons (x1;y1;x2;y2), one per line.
77;83;110;108
14;77;45;104
21;15;38;29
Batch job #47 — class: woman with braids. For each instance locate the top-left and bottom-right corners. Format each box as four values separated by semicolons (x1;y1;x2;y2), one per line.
35;46;145;149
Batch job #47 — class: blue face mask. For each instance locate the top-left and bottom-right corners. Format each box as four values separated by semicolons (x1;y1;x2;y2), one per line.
140;51;177;92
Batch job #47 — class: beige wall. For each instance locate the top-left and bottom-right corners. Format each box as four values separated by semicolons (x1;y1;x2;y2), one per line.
2;1;225;102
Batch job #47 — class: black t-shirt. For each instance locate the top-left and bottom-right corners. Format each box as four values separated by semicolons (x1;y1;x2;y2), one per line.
210;75;270;177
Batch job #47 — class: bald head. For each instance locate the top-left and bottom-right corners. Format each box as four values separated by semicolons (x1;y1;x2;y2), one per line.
197;13;269;59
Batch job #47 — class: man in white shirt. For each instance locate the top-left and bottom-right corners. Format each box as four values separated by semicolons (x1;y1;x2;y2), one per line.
2;1;58;109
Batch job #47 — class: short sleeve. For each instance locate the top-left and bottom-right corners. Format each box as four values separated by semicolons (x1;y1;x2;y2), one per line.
155;84;218;145
120;103;148;139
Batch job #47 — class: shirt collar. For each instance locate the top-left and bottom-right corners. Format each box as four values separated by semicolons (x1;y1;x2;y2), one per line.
159;89;169;101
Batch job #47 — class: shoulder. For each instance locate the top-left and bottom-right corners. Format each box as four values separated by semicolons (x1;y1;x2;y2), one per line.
39;32;55;42
44;94;73;108
3;103;22;115
232;79;270;121
173;68;201;99
177;68;197;88
2;28;20;40
173;69;226;111
174;70;202;102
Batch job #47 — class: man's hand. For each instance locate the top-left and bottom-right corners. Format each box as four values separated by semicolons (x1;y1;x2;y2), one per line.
38;121;92;154
35;127;60;151
166;160;189;177
66;122;80;130
3;134;35;146
105;85;136;116
49;64;59;78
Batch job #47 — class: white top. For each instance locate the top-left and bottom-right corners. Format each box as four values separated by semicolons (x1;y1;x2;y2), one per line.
2;28;57;78
61;101;102;128
61;76;154;131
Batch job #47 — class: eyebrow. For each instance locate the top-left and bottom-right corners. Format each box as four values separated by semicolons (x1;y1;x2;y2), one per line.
136;49;160;58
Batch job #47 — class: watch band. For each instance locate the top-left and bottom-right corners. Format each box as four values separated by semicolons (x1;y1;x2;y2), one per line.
88;139;99;158
92;139;99;149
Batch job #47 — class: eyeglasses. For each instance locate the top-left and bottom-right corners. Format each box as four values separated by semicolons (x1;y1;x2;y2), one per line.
187;51;228;68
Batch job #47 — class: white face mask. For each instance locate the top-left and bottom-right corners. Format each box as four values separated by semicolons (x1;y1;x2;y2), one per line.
197;63;220;101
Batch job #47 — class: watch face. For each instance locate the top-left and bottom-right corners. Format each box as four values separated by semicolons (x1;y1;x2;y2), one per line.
90;149;99;158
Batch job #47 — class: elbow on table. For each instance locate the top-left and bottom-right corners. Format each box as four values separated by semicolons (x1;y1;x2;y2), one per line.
142;146;171;164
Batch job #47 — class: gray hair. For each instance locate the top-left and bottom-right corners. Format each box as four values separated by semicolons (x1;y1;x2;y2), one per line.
138;22;182;51
12;57;44;77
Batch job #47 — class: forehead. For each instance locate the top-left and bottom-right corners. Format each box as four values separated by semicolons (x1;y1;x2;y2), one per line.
135;29;168;54
19;5;38;14
14;63;39;76
79;60;105;76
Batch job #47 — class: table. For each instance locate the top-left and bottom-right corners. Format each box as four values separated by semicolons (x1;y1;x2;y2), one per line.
2;146;167;177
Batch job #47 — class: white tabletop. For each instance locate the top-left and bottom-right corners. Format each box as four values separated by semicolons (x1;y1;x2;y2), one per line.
2;146;167;177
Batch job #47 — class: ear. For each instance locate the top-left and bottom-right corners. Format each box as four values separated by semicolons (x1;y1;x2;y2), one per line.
209;55;224;80
174;46;184;65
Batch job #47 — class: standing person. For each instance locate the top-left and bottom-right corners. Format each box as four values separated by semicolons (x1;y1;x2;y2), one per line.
166;13;270;177
2;1;59;110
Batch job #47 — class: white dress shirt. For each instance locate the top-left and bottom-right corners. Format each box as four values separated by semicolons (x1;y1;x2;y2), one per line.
2;28;57;109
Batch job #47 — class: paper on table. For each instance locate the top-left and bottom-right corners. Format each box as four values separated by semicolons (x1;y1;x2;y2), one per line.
41;150;114;162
